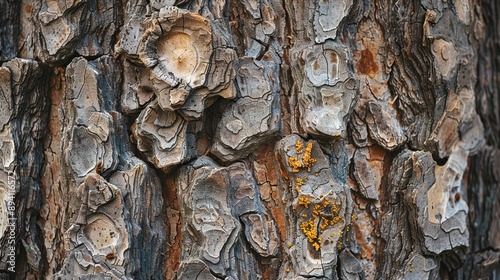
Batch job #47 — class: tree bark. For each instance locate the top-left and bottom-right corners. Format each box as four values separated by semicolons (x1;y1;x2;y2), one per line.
0;0;498;279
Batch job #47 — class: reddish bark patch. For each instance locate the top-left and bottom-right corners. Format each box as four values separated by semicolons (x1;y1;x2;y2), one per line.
357;49;379;78
262;265;271;280
369;144;387;161
25;4;31;13
276;153;289;181
163;175;182;280
272;207;287;243
354;221;373;259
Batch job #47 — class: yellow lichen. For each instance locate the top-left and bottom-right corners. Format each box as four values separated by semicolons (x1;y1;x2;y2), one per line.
298;197;310;208
295;177;305;191
330;215;341;225
286;140;317;172
312;204;322;219
337;234;344;250
300;220;317;244
301;143;317;172
298;197;343;251
320;217;329;232
295;140;303;154
288;156;302;173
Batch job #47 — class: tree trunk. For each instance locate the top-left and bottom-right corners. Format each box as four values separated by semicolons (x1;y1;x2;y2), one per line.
0;0;498;279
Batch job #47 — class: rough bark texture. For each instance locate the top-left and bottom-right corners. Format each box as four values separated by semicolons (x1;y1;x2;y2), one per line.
0;0;499;279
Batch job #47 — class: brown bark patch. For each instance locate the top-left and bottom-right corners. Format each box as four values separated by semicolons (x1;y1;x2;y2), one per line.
354;221;373;259
272;207;287;244
357;49;379;78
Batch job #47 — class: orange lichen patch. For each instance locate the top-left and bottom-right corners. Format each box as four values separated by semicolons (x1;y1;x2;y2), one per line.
300;219;318;245
288;156;302;172
295;140;304;154
321;200;331;207
332;204;340;214
301;198;343;251
312;239;321;251
301;143;316;171
318;208;342;233
312;204;322;219
320;217;329;232
287;141;317;172
298;197;310;208
25;4;31;13
357;48;379;78
295;177;306;191
330;215;342;225
337;229;345;250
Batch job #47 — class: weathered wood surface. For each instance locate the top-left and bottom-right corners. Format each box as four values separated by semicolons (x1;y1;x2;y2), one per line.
0;0;499;279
